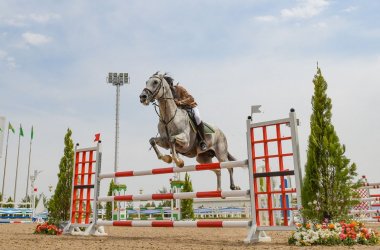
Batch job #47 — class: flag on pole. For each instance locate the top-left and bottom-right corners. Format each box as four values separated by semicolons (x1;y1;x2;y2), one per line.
0;116;5;158
25;126;34;197
94;133;101;142
19;124;24;137
9;122;15;134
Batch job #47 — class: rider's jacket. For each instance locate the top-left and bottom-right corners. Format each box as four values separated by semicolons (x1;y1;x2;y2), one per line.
173;85;197;109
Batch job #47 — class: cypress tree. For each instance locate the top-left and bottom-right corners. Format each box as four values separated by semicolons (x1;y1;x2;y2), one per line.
181;173;194;219
302;67;359;221
48;129;74;225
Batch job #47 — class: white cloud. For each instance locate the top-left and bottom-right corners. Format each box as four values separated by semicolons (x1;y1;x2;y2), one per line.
6;57;17;68
4;13;60;26
342;6;357;13
22;32;52;46
0;49;17;68
0;50;7;59
313;21;327;29
5;15;27;27
29;13;60;23
255;15;277;22
281;0;329;19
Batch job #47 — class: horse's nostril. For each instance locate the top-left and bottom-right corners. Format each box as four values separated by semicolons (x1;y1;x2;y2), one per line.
140;94;147;99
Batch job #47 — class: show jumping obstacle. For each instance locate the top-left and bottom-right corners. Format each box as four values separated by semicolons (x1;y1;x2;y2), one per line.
64;107;303;243
350;176;380;222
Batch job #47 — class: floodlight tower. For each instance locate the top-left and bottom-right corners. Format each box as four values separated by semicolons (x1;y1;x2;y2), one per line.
106;73;129;183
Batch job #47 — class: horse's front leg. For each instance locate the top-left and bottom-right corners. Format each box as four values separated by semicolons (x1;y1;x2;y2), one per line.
169;133;188;168
149;137;172;164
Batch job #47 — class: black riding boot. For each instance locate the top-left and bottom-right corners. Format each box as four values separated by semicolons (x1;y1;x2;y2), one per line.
197;122;207;151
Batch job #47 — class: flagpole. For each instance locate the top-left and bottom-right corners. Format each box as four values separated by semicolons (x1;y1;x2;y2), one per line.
1;128;10;203
13;125;22;204
25;127;33;199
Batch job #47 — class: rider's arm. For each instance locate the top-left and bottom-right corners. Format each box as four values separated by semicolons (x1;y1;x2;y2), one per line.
175;85;196;107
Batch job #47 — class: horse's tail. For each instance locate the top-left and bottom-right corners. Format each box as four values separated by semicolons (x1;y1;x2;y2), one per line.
227;152;237;162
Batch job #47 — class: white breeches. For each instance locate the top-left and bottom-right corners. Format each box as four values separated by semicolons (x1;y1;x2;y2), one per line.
192;107;202;125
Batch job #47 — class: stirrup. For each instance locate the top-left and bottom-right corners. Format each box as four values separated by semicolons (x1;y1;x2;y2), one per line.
200;141;207;151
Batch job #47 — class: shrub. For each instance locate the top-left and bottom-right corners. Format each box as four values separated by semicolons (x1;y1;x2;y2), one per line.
34;223;62;235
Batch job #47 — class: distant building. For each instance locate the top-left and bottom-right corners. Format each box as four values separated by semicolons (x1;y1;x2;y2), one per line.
193;197;250;219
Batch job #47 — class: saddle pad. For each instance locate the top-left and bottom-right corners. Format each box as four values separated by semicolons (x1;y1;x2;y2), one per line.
189;120;215;134
203;122;215;134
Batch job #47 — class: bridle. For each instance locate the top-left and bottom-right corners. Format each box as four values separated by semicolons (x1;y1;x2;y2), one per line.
143;75;164;102
144;75;178;134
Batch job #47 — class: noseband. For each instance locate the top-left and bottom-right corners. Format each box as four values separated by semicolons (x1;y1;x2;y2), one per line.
143;76;165;102
144;75;178;127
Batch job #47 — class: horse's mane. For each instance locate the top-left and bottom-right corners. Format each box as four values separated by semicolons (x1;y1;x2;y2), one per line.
153;71;177;98
153;71;173;84
163;75;174;86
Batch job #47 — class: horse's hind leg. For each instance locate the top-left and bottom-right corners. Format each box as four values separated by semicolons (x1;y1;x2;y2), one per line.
216;153;241;190
227;168;240;190
196;154;221;191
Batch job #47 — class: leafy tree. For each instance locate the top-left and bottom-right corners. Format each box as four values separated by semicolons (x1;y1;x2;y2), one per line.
125;201;133;208
19;193;48;209
302;67;359;221
105;179;115;220
48;129;74;225
3;197;14;208
20;195;31;208
157;186;171;207
181;173;194;219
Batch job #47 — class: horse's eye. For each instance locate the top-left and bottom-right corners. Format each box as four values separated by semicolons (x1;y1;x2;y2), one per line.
153;80;158;85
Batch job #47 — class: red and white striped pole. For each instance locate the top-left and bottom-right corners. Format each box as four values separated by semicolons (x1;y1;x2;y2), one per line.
98;190;249;202
97;220;250;228
99;160;248;179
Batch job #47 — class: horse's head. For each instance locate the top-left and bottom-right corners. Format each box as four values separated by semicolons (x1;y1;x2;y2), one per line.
140;72;171;105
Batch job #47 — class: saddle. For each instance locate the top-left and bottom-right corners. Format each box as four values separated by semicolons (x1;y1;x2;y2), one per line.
185;108;215;134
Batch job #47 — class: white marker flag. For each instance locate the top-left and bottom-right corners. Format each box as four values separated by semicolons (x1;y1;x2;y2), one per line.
0;116;5;158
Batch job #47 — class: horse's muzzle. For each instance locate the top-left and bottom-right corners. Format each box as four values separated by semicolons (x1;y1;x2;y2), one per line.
139;91;150;105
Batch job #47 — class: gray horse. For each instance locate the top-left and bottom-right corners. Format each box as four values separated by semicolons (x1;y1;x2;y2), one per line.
139;72;240;190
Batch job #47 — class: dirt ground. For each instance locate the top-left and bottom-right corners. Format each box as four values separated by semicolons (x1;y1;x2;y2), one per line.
1;223;380;250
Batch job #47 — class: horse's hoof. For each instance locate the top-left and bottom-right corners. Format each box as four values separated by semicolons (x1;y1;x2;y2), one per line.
161;155;172;164
176;159;184;168
230;185;241;190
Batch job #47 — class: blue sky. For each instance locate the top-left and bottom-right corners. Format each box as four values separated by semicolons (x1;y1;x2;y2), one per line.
1;0;380;202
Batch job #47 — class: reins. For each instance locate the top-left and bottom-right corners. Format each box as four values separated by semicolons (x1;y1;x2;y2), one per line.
147;75;178;139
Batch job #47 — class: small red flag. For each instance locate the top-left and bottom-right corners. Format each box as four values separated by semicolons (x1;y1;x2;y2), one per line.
94;133;101;142
34;188;37;192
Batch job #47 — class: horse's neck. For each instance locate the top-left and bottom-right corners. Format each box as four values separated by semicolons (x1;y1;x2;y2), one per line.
158;98;177;123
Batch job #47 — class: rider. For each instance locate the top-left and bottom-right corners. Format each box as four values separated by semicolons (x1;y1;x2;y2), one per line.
166;78;208;151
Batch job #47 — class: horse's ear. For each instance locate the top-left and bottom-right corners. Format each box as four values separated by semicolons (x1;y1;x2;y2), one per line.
154;71;160;76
